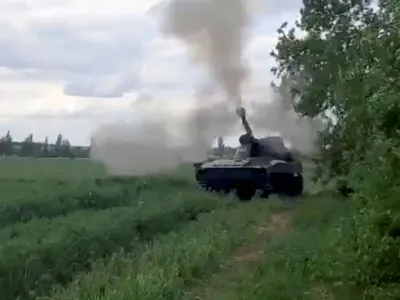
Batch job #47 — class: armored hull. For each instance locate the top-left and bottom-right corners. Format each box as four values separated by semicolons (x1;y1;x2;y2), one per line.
193;157;303;201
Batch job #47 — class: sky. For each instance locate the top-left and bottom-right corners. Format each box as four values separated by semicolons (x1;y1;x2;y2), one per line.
0;0;303;146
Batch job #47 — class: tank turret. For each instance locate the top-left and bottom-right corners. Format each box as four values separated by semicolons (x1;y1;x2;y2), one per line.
235;107;293;161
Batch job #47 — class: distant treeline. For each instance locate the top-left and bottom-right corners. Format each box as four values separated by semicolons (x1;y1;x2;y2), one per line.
208;137;239;159
0;132;308;161
0;131;90;158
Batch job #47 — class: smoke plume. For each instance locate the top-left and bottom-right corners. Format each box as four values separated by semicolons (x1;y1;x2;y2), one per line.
90;0;253;175
90;0;321;176
162;0;250;106
249;92;323;155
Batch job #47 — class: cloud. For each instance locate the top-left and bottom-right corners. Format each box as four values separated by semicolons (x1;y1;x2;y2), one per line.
63;73;138;98
0;0;303;145
0;0;159;97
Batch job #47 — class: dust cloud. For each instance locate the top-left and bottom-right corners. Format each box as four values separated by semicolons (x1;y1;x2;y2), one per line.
90;0;321;176
89;93;238;176
248;90;323;155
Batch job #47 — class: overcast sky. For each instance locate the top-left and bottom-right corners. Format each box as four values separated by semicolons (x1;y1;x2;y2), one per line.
0;0;302;146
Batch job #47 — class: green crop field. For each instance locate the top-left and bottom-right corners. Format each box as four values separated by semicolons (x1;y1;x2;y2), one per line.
1;1;398;299
0;157;359;300
0;155;397;300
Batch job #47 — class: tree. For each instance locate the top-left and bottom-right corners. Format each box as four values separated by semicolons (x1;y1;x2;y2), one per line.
20;133;34;156
55;133;63;156
0;131;12;156
3;131;12;156
271;0;385;177
61;138;71;157
0;137;5;156
272;0;400;293
216;136;225;157
43;137;49;156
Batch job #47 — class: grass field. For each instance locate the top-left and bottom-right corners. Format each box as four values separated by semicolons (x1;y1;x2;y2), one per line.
0;158;352;300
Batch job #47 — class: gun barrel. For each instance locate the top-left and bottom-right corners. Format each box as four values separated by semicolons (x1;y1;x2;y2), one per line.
236;107;253;137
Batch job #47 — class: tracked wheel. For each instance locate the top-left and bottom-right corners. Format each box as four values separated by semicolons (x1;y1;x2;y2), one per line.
236;186;256;202
286;174;303;197
195;177;231;197
269;173;304;198
260;189;271;199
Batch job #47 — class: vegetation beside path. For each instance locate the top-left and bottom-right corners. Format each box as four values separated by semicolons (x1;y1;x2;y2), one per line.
0;156;395;300
1;0;400;298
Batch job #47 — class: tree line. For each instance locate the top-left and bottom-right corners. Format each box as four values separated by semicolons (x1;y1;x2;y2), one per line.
209;136;237;158
273;0;400;297
0;131;90;158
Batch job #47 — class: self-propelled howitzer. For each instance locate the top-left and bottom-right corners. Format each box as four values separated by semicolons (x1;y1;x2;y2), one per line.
193;107;304;201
